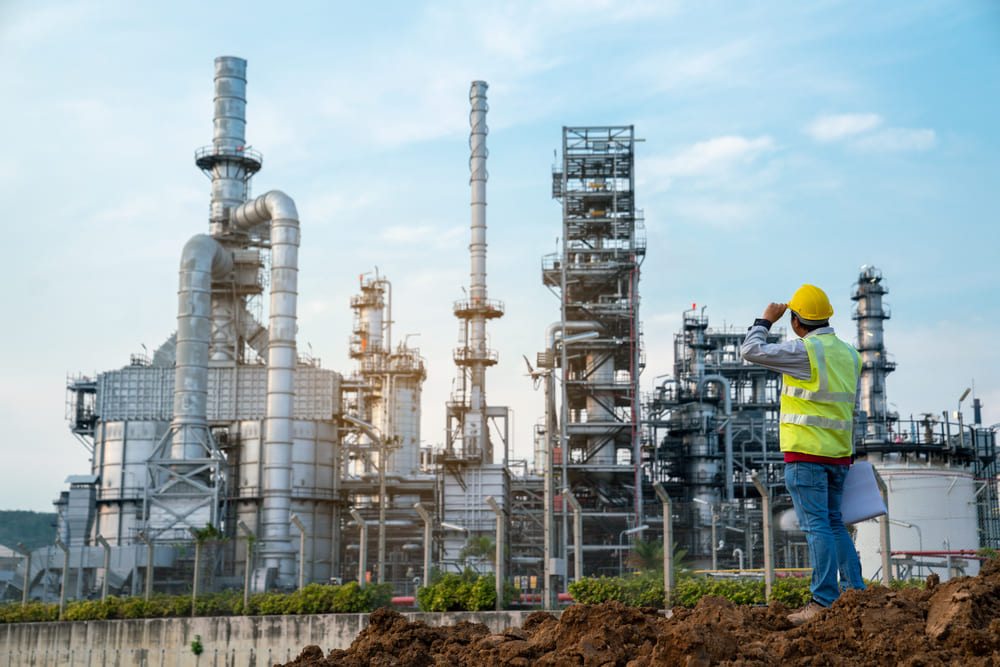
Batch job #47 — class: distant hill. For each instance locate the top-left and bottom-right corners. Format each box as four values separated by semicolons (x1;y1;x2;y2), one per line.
0;511;57;551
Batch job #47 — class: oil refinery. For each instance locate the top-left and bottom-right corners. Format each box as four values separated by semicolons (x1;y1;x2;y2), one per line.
3;56;996;606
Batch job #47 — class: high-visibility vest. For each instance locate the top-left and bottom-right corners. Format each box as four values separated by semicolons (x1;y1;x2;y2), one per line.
779;334;861;458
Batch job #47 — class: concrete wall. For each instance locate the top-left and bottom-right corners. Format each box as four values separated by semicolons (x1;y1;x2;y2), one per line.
0;610;552;666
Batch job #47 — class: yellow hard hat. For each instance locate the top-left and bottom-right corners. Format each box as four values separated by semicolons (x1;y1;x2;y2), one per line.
788;284;834;322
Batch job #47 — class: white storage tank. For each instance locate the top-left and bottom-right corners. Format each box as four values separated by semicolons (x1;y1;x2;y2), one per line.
93;420;167;545
854;455;980;581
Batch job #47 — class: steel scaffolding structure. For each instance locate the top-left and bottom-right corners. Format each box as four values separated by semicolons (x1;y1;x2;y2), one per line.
539;126;646;582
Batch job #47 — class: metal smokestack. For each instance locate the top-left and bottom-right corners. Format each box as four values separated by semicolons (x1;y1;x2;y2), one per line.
447;81;504;463
196;57;263;237
469;81;489;412
195;57;263;362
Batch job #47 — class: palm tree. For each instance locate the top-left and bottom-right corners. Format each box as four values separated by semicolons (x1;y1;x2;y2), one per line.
626;537;690;579
458;536;495;570
625;536;663;572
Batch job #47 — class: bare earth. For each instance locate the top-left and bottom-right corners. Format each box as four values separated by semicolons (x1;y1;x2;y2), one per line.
279;558;1000;666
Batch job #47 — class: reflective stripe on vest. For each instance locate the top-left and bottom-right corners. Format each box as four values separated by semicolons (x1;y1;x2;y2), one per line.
779;334;861;457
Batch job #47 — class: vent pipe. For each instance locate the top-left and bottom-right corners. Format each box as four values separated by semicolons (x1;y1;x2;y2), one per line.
230;190;300;581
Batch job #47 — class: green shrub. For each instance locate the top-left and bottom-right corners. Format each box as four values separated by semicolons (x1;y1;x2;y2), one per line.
769;576;812;607
0;601;59;623
285;583;337;614
359;582;394;612
0;581;393;623
195;590;241;617
888;577;927;591
569;571;667;607
249;591;287;615
63;600;104;621
570;572;817;609
416;568;511;611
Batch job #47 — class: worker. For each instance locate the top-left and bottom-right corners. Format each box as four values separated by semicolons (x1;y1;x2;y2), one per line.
741;284;866;626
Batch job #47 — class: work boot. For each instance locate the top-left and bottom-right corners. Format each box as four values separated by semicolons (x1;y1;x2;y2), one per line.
788;600;826;626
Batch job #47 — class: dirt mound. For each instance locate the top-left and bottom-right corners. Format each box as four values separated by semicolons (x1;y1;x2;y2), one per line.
280;564;1000;666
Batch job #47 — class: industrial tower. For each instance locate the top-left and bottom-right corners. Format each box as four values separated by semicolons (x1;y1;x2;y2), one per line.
440;81;511;559
851;265;897;441
542;126;646;582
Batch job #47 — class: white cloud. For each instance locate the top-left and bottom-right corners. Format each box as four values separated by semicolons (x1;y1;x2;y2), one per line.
665;136;774;176
855;128;936;152
805;113;883;142
642;135;775;190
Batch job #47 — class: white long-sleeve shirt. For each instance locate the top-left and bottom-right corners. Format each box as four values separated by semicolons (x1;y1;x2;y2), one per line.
741;323;862;421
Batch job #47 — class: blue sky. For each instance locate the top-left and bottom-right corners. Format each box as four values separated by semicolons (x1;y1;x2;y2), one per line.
1;0;997;512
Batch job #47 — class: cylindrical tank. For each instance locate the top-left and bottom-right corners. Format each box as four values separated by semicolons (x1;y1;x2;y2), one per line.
854;455;980;580
290;420;337;582
585;351;615;464
236;418;337;583
92;420;167;544
389;372;422;476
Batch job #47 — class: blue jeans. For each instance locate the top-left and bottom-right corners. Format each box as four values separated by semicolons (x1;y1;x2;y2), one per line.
785;461;866;607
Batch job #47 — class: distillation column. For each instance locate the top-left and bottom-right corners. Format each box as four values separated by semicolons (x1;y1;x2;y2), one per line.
348;273;426;476
852;266;896;441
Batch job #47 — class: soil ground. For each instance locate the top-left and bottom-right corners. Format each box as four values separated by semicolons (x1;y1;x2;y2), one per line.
279;558;1000;666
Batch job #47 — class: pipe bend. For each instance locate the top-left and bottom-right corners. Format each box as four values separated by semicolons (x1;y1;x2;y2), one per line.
181;234;232;278
229;190;298;230
699;374;732;414
545;321;602;350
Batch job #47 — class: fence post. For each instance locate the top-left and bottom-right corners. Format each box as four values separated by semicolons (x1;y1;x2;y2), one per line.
751;473;773;601
486;496;505;611
54;539;69;619
652;483;673;608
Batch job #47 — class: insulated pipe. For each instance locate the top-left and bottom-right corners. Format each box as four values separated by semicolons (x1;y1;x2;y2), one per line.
172;234;233;462
700;374;733;502
545;321;602;351
230;190;300;583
